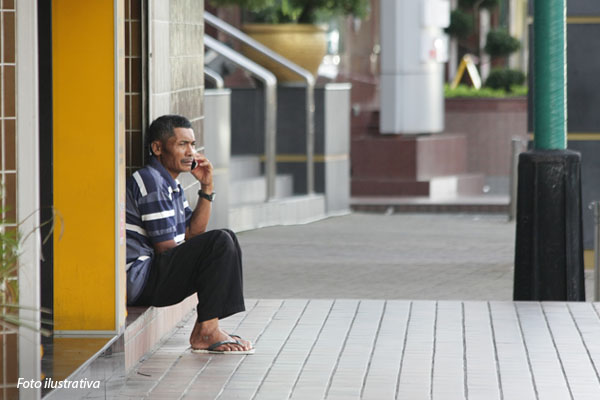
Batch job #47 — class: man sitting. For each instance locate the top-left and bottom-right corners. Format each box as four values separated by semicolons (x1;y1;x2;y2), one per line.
126;114;253;354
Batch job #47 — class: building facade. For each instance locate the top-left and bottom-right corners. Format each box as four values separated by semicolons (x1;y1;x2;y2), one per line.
3;1;206;398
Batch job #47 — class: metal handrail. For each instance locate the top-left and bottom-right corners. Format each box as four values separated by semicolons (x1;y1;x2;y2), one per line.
204;12;316;195
509;137;527;221
204;36;278;200
204;67;224;89
590;201;600;301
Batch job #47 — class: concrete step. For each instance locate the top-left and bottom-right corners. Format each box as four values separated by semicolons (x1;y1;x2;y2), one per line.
352;173;485;198
350;194;509;213
229;194;326;232
429;173;485;198
230;155;262;180
229;175;294;205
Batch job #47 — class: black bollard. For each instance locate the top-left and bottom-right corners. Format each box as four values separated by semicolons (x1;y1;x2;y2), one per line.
513;150;585;301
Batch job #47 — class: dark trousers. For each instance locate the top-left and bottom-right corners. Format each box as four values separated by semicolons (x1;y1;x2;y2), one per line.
134;229;246;322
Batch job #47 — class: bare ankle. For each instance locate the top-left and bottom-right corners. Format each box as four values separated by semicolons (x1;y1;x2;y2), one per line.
192;318;220;340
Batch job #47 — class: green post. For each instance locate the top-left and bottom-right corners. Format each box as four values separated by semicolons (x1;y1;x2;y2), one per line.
514;0;585;301
533;0;566;150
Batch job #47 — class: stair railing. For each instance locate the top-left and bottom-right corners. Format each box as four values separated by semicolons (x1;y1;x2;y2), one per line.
204;12;316;196
591;201;600;301
204;66;225;89
204;36;278;201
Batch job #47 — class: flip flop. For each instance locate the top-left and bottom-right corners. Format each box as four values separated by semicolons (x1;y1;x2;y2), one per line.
227;333;253;348
191;340;255;355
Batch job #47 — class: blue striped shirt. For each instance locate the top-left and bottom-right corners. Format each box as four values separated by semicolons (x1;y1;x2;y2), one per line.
125;157;193;303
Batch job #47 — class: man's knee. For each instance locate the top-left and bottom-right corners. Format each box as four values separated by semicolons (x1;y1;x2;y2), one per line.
222;229;237;242
213;229;237;254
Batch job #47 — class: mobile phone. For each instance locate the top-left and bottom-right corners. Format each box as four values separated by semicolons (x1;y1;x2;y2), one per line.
191;147;204;171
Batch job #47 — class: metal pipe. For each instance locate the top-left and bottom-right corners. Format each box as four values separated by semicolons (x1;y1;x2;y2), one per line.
204;67;224;89
533;0;566;150
204;12;316;195
204;36;278;200
306;84;315;195
591;201;600;301
509;137;527;221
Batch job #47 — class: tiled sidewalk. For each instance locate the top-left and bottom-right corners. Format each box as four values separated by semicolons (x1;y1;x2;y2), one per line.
101;298;600;399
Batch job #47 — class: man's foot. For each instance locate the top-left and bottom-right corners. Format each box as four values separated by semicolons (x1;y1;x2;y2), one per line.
227;333;253;350
190;318;253;353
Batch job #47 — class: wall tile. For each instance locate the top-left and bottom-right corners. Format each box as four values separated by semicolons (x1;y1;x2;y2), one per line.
170;55;203;91
4;172;16;221
151;21;171;94
4;119;15;170
170;88;203;121
3;66;15;117
152;0;169;21
3;11;15;63
151;93;170;119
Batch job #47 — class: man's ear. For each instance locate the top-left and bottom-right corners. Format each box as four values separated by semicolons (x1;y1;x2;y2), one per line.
150;140;162;156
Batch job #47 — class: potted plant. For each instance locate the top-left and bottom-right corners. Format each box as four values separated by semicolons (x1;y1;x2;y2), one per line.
1;210;54;393
209;0;369;82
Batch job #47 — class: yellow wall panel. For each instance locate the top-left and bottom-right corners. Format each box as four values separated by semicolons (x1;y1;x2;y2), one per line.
53;0;120;331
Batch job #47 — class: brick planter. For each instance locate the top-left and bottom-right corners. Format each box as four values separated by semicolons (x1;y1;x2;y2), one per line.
444;97;528;179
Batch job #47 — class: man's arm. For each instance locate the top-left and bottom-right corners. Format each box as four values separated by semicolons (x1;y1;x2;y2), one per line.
186;181;213;239
151;155;213;254
154;239;177;254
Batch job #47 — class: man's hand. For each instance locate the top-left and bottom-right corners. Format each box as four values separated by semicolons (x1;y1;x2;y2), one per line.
186;152;214;240
191;153;214;189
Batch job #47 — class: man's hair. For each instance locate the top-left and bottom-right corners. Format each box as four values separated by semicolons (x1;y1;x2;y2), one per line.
146;115;192;156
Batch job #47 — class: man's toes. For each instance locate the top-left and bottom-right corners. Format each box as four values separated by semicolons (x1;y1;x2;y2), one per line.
230;342;247;352
217;342;244;352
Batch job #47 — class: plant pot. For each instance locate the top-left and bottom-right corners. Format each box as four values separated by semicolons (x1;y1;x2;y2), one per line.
241;23;327;83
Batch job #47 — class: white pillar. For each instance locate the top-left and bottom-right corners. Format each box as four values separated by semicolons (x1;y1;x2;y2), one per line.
448;0;458;82
380;0;450;134
16;0;41;398
479;8;491;82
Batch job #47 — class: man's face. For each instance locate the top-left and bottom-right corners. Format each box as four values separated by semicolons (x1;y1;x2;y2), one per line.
152;127;196;179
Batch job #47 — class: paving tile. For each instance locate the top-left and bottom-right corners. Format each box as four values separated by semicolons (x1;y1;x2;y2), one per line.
396;301;436;399
489;301;536;400
211;300;309;399
464;301;501;400
67;209;600;399
431;301;464;400
516;302;572;400
568;303;600;380
543;302;600;399
289;299;359;400
326;300;385;399
114;296;600;400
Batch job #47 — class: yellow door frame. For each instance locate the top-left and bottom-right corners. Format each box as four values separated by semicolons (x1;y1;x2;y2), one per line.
52;0;126;335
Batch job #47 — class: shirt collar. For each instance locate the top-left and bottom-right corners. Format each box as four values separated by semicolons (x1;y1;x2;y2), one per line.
148;156;181;192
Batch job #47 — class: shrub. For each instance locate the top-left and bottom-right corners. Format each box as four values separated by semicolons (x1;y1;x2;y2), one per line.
209;0;369;24
445;84;527;98
484;29;521;58
445;9;473;39
484;68;526;91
